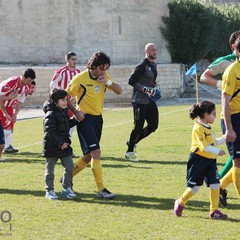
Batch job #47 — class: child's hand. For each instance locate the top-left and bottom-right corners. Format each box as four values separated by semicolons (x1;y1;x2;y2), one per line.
218;150;225;156
61;142;69;150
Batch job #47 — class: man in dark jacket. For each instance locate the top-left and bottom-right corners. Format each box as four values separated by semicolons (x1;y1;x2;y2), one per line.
125;43;160;162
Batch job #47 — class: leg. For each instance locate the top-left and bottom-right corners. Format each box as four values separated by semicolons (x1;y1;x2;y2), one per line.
136;100;159;143
127;103;146;152
45;157;58;192
174;186;200;217
61;156;74;189
0;122;5;161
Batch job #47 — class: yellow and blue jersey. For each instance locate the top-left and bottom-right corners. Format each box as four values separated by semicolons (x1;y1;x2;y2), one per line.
222;59;240;115
66;69;113;115
190;122;217;159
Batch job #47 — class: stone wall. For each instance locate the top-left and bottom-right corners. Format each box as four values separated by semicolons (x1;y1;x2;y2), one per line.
0;64;185;107
0;0;171;65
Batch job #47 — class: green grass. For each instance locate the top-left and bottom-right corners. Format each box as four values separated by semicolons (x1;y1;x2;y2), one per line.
0;104;239;240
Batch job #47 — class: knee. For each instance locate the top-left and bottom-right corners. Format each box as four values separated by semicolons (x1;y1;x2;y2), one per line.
210;183;220;189
149;123;158;133
190;186;201;194
91;149;101;160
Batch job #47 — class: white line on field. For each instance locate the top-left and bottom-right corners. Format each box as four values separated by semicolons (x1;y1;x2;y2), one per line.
17;107;189;149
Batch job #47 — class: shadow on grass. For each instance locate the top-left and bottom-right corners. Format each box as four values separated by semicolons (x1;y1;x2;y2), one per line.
1;188;239;221
102;156;227;167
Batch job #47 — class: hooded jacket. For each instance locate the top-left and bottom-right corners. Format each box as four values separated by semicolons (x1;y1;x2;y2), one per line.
42;100;76;157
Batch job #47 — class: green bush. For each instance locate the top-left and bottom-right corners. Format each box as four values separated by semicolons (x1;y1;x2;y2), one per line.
161;0;240;66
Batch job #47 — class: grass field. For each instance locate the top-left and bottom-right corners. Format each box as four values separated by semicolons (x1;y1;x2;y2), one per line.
0;104;240;240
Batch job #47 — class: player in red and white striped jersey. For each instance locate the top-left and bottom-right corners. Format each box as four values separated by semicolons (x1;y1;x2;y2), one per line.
50;52;80;90
50;52;80;156
1;81;36;154
0;68;36;161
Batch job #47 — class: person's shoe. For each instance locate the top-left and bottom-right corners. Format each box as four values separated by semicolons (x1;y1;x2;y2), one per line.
174;199;184;217
61;188;76;199
0;158;6;162
210;209;227;220
3;145;19;154
125;152;139;162
97;188;115;199
45;190;58;200
219;188;228;207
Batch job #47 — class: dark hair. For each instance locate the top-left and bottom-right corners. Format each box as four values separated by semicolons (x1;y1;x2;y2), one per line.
31;80;36;86
87;51;111;70
66;51;77;60
50;88;68;104
23;68;36;79
235;37;240;52
229;30;240;48
189;100;215;120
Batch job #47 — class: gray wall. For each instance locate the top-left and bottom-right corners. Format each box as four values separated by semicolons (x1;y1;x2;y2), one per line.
0;0;171;65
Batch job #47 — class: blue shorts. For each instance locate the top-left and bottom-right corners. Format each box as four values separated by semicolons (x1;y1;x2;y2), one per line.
76;114;103;155
0;121;5;144
186;153;219;188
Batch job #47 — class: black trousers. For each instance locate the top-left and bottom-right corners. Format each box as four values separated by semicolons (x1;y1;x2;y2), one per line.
127;99;159;152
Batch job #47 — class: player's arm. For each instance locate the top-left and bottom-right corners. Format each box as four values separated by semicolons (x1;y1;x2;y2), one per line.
222;92;236;142
97;73;122;94
128;62;145;90
66;95;85;122
50;70;62;89
200;69;221;88
13;101;23;123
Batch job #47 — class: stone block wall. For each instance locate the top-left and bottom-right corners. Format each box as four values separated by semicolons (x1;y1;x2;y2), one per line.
0;64;185;107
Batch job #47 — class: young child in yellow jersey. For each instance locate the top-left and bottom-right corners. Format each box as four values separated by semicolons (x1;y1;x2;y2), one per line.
174;100;228;220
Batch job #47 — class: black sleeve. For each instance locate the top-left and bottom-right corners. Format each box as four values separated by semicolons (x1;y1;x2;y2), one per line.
44;112;65;148
128;60;146;88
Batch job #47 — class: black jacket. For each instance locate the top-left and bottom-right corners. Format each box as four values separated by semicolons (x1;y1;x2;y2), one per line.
42;100;76;157
129;58;158;104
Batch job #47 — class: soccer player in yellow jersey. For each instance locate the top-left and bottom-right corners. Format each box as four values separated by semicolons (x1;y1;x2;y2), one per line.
221;37;240;203
66;51;122;198
174;101;227;220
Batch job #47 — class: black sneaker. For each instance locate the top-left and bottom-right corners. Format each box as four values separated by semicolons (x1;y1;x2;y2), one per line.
3;145;18;154
97;188;115;199
219;188;228;207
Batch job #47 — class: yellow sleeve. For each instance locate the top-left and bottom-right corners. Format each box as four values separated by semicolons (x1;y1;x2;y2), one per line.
66;74;80;97
222;66;236;96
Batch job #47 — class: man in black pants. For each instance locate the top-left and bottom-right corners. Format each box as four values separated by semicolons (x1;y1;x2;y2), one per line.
125;43;160;162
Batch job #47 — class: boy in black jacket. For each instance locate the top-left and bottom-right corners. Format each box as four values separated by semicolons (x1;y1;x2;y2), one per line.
43;88;76;200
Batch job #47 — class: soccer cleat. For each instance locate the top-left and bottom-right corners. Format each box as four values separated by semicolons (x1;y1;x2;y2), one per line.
219;188;228;207
174;199;184;217
210;209;227;220
97;188;115;199
125;152;139;162
3;145;19;154
61;188;76;199
0;158;6;162
45;190;58;200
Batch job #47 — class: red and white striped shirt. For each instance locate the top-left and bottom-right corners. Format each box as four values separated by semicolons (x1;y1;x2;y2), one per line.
50;66;80;89
0;76;29;107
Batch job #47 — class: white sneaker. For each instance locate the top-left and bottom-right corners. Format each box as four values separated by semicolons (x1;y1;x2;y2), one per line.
61;187;76;199
97;188;115;199
45;190;58;200
125;152;139;162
